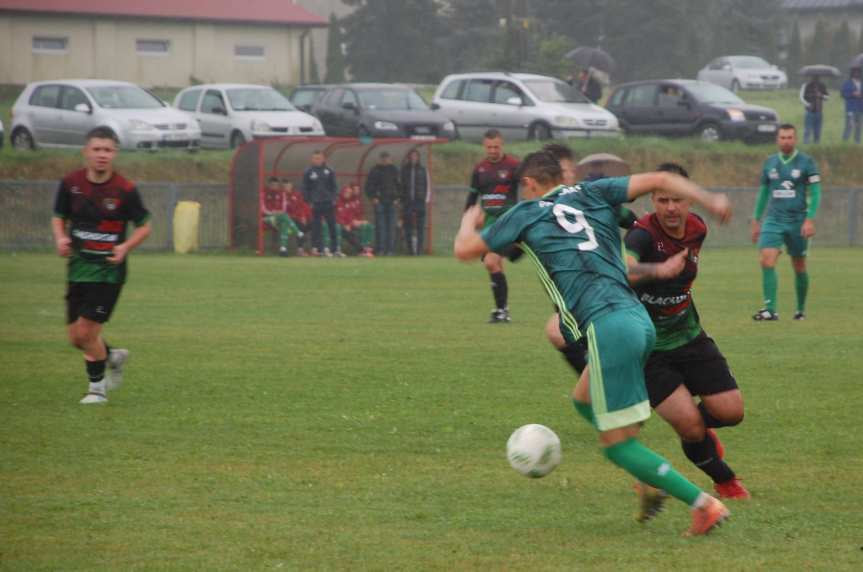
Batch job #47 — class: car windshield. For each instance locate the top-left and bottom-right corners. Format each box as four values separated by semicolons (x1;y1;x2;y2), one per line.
357;89;429;110
291;89;322;108
686;82;744;104
731;57;771;69
522;79;590;103
227;88;295;111
86;85;163;109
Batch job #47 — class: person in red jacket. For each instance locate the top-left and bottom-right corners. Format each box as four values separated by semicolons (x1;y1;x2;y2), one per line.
262;178;304;257
285;180;312;256
336;183;374;256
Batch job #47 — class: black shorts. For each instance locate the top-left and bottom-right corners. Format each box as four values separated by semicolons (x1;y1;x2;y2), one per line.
65;282;123;324
644;331;738;408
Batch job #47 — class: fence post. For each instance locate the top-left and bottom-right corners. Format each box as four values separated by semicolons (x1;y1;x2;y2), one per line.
848;189;860;247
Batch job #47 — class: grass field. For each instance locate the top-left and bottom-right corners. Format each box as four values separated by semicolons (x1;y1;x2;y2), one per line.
2;250;862;570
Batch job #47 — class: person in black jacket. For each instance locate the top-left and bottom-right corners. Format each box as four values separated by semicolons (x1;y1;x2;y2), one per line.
800;76;829;144
400;150;429;255
365;152;400;255
302;150;342;256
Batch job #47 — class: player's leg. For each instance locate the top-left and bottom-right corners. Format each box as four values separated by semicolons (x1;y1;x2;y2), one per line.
415;208;426;255
66;283;122;404
311;205;324;255
547;313;589;378
754;224;782;319
583;308;729;534
789;231;809;319
483;252;509;322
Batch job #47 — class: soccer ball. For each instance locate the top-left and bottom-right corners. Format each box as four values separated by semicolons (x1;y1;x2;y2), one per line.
506;424;562;478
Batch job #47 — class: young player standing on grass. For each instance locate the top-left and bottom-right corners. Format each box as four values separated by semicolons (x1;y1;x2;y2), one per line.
455;151;733;536
623;162;749;510
465;129;520;323
751;124;821;321
51;127;151;404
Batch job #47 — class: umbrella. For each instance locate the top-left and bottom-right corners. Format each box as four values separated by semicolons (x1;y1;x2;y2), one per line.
850;53;863;69
565;46;615;73
575;153;630;181
798;64;840;77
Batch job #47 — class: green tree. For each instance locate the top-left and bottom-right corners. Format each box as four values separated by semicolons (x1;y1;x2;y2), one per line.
830;20;853;68
787;20;803;85
341;0;445;83
440;0;503;73
309;41;321;84
324;13;347;83
807;19;831;66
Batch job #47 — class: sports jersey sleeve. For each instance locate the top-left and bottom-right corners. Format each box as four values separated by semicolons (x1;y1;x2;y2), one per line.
53;180;70;219
617;206;637;229
480;204;526;253
805;156;822;219
465;168;480;209
753;184;769;221
623;227;652;262
588;176;630;206
125;188;151;226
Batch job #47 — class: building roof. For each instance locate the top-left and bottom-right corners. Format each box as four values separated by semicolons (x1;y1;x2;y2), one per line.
783;0;863;10
0;0;327;26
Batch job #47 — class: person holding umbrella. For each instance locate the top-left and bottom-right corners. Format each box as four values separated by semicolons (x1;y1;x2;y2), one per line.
840;67;863;144
799;69;831;144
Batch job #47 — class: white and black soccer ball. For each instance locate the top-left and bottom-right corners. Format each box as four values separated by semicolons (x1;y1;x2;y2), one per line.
506;424;562;478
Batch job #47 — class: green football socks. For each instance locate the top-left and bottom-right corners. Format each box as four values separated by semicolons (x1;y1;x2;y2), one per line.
603;438;702;506
795;271;809;313
762;267;778;312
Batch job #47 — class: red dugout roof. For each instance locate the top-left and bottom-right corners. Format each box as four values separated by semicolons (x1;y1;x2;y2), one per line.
0;0;327;26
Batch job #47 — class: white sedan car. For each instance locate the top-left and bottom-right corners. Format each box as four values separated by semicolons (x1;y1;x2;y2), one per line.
697;56;788;92
174;84;325;149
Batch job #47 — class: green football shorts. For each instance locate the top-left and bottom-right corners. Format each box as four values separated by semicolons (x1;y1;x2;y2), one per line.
585;305;656;431
757;218;809;257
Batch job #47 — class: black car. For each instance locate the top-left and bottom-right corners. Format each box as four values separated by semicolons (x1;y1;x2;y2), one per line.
288;84;331;113
605;79;779;142
304;83;456;140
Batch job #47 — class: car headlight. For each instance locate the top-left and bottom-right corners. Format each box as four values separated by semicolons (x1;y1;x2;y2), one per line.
251;120;272;133
373;121;399;131
554;115;581;128
128;119;155;131
727;109;746;122
313;120;324;132
443;121;455;131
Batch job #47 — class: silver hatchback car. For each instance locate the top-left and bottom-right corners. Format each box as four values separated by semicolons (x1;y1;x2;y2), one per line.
10;79;201;150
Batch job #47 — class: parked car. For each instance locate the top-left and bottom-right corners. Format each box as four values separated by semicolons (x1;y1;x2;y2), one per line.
10;79;201;150
288;84;332;113
174;84;325;149
431;71;620;141
309;83;456;140
605;79;779;142
697;56;787;92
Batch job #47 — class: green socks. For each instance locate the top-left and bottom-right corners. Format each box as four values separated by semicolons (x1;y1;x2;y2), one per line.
604;438;702;506
572;399;595;426
795;271;809;313
762;267;778;312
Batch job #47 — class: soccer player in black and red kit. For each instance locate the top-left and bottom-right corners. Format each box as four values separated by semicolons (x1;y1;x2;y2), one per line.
51;127;151;404
624;163;749;504
465;129;520;323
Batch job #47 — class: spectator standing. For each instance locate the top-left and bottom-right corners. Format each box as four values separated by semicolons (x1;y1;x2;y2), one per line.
578;69;603;103
400;150;429;255
365;151;400;256
800;76;828;144
302;150;342;256
841;67;863;143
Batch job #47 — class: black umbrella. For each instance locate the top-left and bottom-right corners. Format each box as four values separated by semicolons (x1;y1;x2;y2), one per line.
850;53;863;69
565;46;615;73
799;64;840;78
575;153;630;181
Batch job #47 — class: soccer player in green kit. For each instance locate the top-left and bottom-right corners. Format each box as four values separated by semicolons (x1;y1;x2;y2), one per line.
751;124;821;321
52;127;151;404
465;129;521;323
455;151;733;536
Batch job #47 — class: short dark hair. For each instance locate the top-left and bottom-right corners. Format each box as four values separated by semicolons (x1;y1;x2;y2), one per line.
656;162;689;178
518;151;562;186
542;143;574;162
483;128;502;140
85;127;118;144
778;123;796;133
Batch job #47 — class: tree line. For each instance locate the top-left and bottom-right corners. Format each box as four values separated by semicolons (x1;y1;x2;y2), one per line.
321;0;832;85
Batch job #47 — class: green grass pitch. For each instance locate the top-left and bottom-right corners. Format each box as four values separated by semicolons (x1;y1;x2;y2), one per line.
1;249;861;570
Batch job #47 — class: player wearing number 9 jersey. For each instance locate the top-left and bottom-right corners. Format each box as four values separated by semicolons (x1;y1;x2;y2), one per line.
454;151;734;536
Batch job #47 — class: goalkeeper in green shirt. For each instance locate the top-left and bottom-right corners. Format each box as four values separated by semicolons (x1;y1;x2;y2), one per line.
750;124;821;321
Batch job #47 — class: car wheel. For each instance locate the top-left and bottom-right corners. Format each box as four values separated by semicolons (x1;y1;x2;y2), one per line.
230;131;246;149
697;122;722;142
11;128;35;150
529;122;552;141
730;79;741;93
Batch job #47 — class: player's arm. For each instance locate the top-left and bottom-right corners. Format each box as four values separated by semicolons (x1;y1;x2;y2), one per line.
454;205;488;260
626;172;731;224
623;227;686;284
465;167;480;210
51;216;71;257
107;189;152;264
802;169;822;238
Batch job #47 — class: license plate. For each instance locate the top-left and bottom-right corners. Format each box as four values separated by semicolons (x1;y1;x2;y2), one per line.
757;124;776;133
163;132;186;141
410;135;436;140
